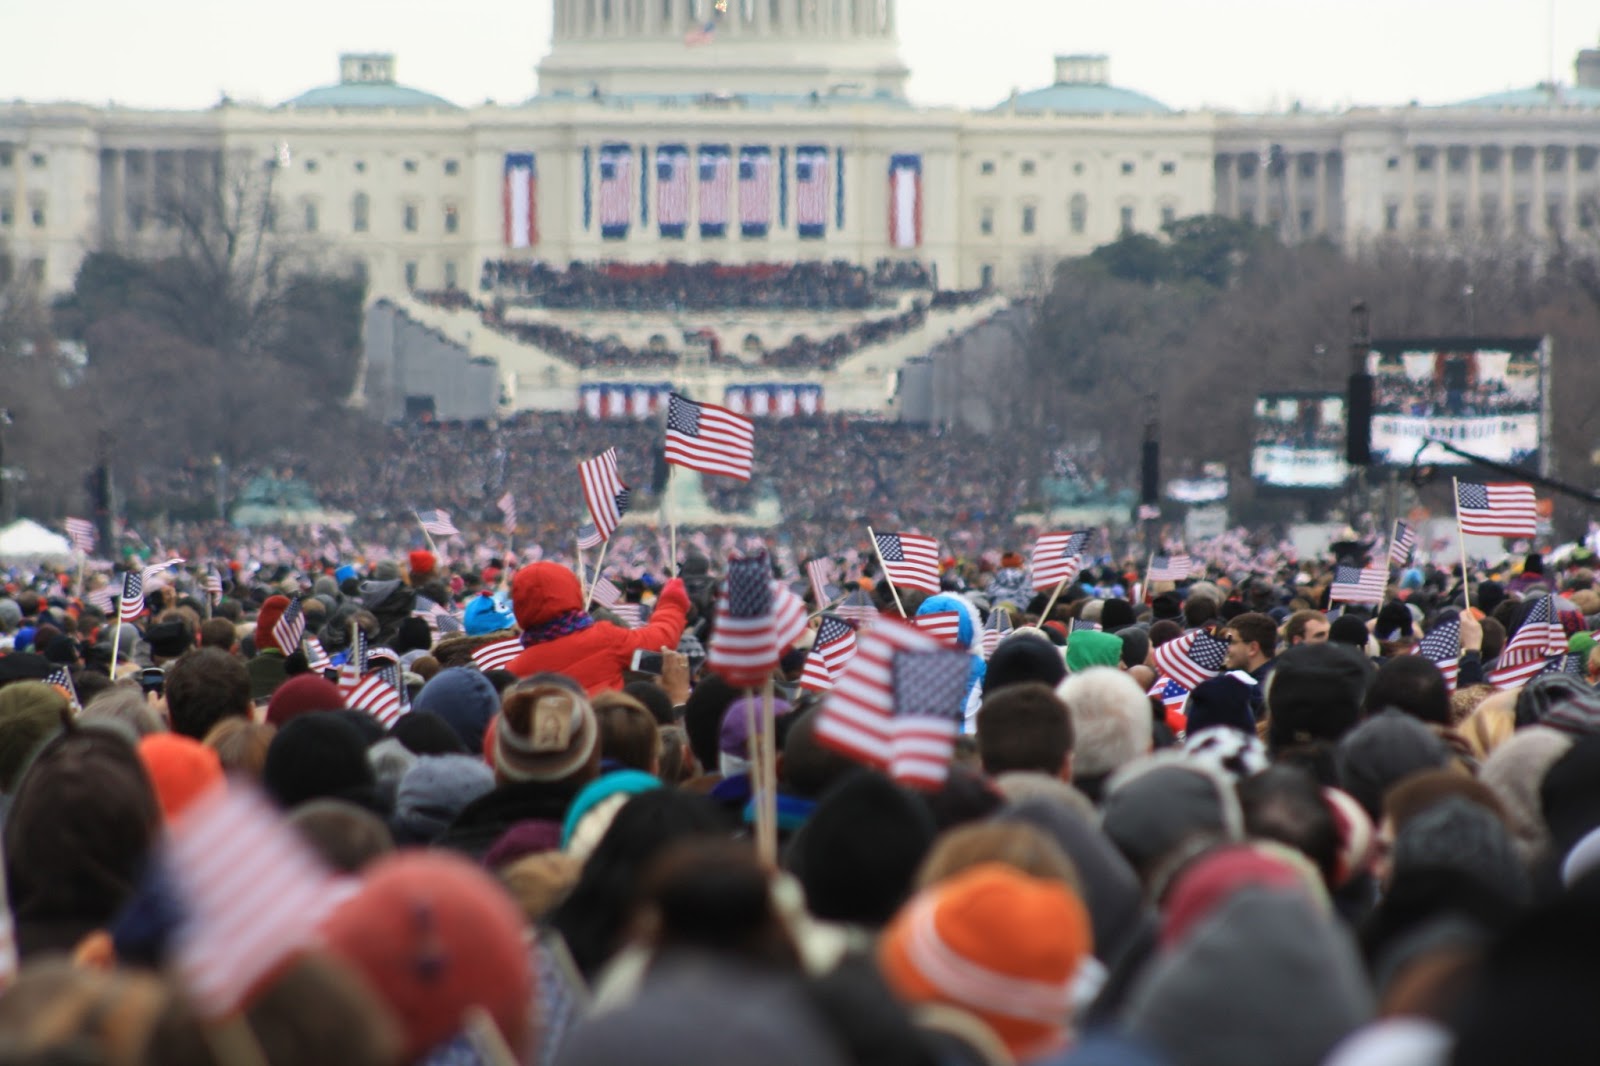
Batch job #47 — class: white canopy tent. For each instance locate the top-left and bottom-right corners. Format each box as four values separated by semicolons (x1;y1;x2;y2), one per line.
0;519;74;564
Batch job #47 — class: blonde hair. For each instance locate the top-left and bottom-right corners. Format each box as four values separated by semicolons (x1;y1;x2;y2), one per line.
916;821;1081;893
1459;689;1517;761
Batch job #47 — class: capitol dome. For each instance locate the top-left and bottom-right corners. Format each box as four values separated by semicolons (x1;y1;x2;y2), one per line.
280;54;460;111
999;55;1172;115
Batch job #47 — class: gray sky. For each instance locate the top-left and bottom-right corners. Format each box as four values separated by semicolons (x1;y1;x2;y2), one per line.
2;0;1594;113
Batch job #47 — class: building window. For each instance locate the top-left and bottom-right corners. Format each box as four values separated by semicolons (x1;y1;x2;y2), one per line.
1020;204;1036;235
1161;205;1177;228
0;206;11;227
1297;155;1316;178
30;153;46;169
1119;205;1134;233
1069;193;1087;234
979;206;994;236
1480;148;1500;172
1415;148;1436;171
1581;201;1598;229
28;258;44;283
444;159;460;176
1298;207;1313;234
1020;160;1036;177
304;158;318;173
0;147;11;168
1238;156;1257;179
354;160;367;173
1384;203;1399;231
1579;147;1599;172
980;263;995;289
1120;161;1135;176
404;261;418;289
1481;197;1499;231
1547;203;1564;232
403;203;419;232
1448;202;1465;232
444;260;458;289
1386;156;1400;171
1514;201;1531;231
1448;148;1469;172
30;201;45;228
1072;161;1084;176
403;159;419;174
353;192;370;232
1512;148;1534;173
979;160;995;176
1161;161;1176;176
1416;202;1432;231
304;201;319;232
444;204;460;233
1546;146;1567;172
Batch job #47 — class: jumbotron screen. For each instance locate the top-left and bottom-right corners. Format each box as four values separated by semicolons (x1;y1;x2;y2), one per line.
1251;392;1349;489
1366;337;1548;469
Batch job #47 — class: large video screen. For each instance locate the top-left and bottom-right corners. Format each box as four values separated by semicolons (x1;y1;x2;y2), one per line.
1252;392;1349;489
1367;338;1548;469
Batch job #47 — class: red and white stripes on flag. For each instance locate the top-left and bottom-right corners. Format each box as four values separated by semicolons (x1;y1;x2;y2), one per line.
579;448;631;544
1328;565;1388;606
586;568;622;609
118;571;145;622
806;557;835;609
665;393;755;481
1413;616;1461;693
874;532;941;595
980;610;1012;660
772;581;810;652
498;492;517;535
796;145;830;238
416;509;459;537
1455;481;1538;539
738;146;772;237
1491;596;1566;690
814;618;969;789
1150;630;1230;691
1389;521;1418;570
656;145;691;238
1031;531;1092;593
64;517;96;555
611;603;645;628
346;664;407;728
502;152;538;249
707;554;780;688
888;154;923;249
800;615;858;692
303;637;332;673
166;783;342;1017
271;597;306;654
472;636;523;672
913;611;963;647
599;143;633;239
698;145;732;238
1148;554;1195;583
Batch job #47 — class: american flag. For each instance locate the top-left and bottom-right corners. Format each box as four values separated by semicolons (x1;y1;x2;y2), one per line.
698;146;732;237
413;596;464;639
416;509;459;537
800;615;858;692
913;611;963;647
1328;565;1388;606
472;636;523;672
586;568;622;609
1389;521;1418;569
1149;675;1191;723
1150;630;1230;690
142;556;187;584
657;145;691;236
1137;503;1162;521
1542;651;1586;678
303;637;332;673
806;557;837;609
1491;596;1567;690
64;517;96;555
1414;616;1461;693
1031;531;1092;593
166;783;342;1017
611;603;645;628
1148;554;1195;583
683;16;718;45
836;588;880;626
874;532;941;595
599;144;633;238
772;580;810;651
815;618;967;790
346;661;407;728
86;585;116;613
1456;482;1538;539
665;394;755;481
707;554;779;688
44;665;78;709
118;570;145;621
980;609;1012;660
738;147;772;237
337;630;370;700
796;146;830;238
577;523;604;552
272;596;306;653
1071;620;1102;633
498;492;517;535
204;568;224;602
579;448;630;544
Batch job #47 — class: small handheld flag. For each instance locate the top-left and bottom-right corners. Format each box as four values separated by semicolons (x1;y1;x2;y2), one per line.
665;393;755;481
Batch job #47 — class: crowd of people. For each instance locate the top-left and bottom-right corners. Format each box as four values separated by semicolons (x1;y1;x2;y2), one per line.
479;260;880;312
1;520;1599;1064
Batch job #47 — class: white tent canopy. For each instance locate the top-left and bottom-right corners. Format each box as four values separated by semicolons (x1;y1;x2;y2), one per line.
0;519;74;563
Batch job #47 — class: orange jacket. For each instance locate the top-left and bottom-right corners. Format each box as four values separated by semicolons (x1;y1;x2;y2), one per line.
504;563;690;695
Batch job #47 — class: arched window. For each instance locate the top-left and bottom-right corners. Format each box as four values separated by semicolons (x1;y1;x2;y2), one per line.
352;192;370;233
1069;193;1086;235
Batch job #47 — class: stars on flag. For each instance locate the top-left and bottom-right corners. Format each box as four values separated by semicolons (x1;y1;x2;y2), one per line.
1031;531;1092;593
1455;482;1538;539
873;532;940;595
1150;630;1230;691
665;393;755;481
416;509;460;537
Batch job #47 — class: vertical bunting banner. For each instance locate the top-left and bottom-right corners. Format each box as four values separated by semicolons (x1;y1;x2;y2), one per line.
640;145;650;227
889;153;923;249
797;145;830;239
698;145;732;239
739;146;772;238
502;152;538;249
778;146;789;229
836;147;846;230
657;145;690;239
599;143;632;240
582;145;593;231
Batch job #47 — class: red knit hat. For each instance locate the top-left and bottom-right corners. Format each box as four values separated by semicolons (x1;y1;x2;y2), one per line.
265;673;346;727
137;734;224;823
409;550;437;578
1159;843;1325;950
254;595;291;652
321;851;534;1060
878;863;1090;1061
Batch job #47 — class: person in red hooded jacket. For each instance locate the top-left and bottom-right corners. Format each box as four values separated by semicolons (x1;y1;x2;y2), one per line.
505;562;691;695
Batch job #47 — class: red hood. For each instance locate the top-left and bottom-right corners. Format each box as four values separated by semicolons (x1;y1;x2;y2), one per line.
512;562;585;629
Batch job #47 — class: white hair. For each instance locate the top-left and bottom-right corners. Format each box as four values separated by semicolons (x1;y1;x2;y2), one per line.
1057;667;1152;780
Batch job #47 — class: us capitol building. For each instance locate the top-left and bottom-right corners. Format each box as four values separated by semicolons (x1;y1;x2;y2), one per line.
3;2;1600;300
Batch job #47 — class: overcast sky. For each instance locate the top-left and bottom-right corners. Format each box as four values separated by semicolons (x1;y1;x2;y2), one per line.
2;0;1594;113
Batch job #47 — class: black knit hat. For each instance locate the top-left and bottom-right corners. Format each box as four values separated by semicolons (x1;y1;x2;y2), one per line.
982;634;1066;696
263;713;377;811
1265;642;1370;752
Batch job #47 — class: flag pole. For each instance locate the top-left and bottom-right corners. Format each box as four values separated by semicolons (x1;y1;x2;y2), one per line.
584;540;611;613
1037;576;1072;626
109;599;125;676
756;677;779;867
74;553;86;602
1453;477;1473;612
1143;551;1155;605
865;526;908;619
416;513;439;557
664;466;677;578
